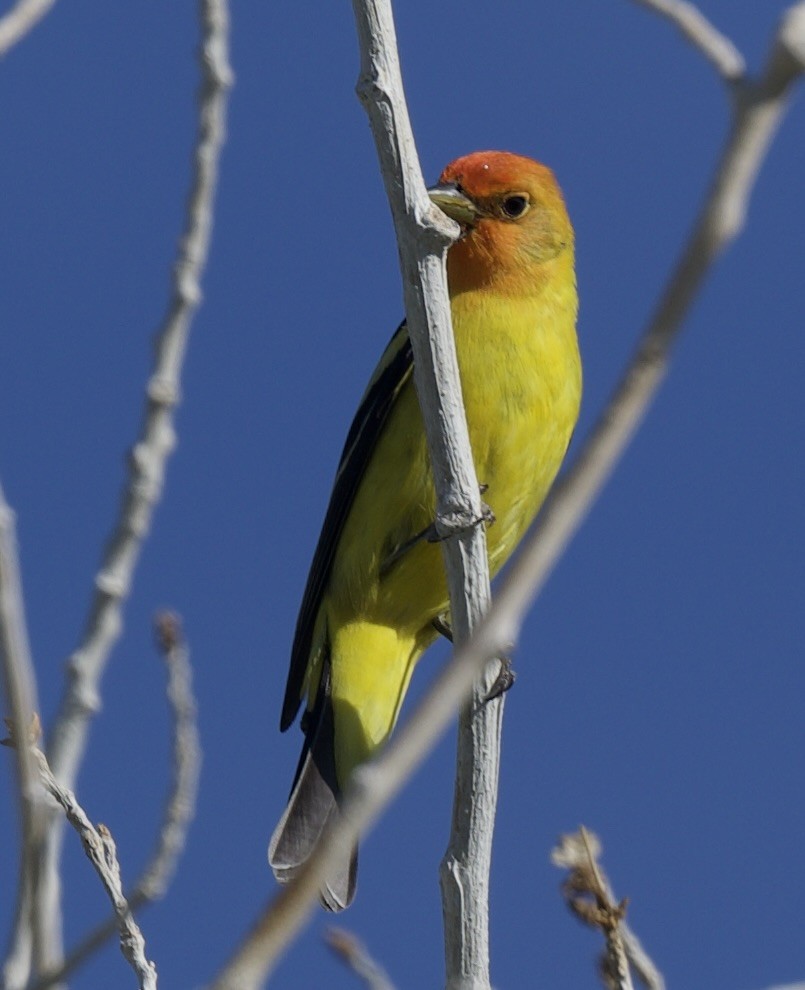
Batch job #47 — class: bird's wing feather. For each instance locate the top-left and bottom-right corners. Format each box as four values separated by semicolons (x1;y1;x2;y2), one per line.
280;322;413;730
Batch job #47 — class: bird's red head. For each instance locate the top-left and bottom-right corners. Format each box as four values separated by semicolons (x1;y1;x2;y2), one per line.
429;151;573;296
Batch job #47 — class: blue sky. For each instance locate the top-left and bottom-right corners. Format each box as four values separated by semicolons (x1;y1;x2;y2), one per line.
1;2;804;988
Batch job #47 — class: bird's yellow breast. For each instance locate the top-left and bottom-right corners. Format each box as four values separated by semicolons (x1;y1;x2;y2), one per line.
330;262;580;631
453;275;581;573
319;253;580;779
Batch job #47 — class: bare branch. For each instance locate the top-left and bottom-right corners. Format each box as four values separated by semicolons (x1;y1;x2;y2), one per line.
352;3;504;986
204;5;805;986
325;928;396;990
770;3;805;88
46;0;232;792
0;485;53;984
630;0;746;86
553;829;664;990
619;930;666;990
6;0;233;980
0;0;57;58
137;612;201;900
28;744;157;990
28;613;201;990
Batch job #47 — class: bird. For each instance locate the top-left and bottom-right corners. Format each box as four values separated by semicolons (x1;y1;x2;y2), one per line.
269;151;582;910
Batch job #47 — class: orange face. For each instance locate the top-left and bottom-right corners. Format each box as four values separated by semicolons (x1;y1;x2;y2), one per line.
430;151;574;295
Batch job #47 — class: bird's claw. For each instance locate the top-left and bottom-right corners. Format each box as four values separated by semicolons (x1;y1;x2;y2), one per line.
480;656;516;706
428;498;495;543
380;487;494;577
480;500;495;526
379;523;436;577
431;621;513;703
431;614;453;642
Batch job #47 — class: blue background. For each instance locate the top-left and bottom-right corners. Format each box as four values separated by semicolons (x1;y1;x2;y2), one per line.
1;2;804;987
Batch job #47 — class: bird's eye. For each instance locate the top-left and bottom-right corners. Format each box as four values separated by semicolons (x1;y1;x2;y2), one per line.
501;194;529;219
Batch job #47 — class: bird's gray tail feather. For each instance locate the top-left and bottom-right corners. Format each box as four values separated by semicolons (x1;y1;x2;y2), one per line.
268;664;358;911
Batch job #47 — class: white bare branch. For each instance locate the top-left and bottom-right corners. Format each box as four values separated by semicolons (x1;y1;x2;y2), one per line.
27;613;201;990
136;612;202;901
352;2;501;988
0;485;52;985
45;0;232;795
325;928;396;990
0;0;57;58
29;745;157;990
631;0;746;86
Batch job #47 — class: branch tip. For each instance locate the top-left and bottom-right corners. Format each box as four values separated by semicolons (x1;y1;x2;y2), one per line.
553;828;665;990
325;927;396;990
774;2;805;77
154;611;183;654
631;0;746;85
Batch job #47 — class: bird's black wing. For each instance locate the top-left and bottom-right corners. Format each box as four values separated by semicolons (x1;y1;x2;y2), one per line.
280;322;413;730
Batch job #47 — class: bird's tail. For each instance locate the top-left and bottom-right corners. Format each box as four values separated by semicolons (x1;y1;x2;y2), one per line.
268;663;357;911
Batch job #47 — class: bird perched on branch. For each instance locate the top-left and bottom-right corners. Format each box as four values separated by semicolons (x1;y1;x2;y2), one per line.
269;151;582;910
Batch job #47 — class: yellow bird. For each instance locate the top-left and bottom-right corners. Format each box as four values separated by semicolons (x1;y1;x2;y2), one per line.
269;151;581;909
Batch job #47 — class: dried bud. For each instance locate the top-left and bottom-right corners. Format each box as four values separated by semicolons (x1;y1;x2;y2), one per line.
154;611;182;653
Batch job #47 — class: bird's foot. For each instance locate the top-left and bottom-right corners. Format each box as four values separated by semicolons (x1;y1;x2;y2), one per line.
431;614;453;642
428;495;495;543
480;656;516;706
379;523;436;578
380;490;494;578
433;619;513;703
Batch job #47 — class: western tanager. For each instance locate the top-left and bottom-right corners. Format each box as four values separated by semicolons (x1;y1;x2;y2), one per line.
270;151;581;909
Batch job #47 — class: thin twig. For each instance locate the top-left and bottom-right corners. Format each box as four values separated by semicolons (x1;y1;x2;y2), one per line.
5;0;233;982
27;613;201;990
325;928;396;990
0;485;51;984
137;612;201;900
553;828;663;990
620;928;666;990
204;6;805;987
45;0;232;794
29;745;158;990
630;0;746;87
0;0;57;58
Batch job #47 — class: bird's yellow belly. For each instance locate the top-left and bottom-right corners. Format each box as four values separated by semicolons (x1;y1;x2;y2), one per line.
333;303;579;623
324;293;580;779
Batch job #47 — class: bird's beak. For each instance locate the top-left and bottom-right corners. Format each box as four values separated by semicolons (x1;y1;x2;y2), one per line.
427;183;478;226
